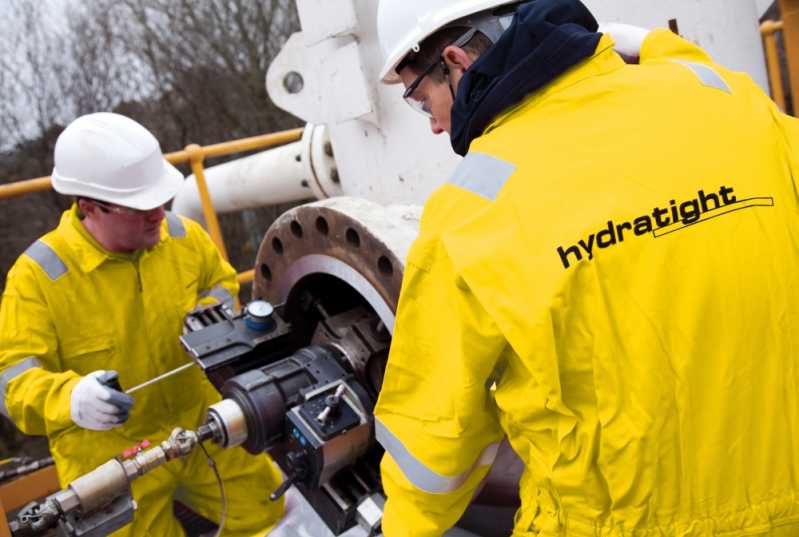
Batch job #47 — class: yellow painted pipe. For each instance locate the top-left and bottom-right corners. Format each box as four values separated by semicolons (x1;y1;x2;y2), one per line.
0;176;52;199
762;21;787;111
761;20;785;34
779;0;799;116
185;144;229;262
166;128;304;164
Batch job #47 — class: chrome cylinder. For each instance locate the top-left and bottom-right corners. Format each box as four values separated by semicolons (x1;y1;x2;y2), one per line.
207;399;249;448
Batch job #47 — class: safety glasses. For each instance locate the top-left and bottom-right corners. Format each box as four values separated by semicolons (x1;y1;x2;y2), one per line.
401;28;478;118
92;200;160;217
402;60;439;118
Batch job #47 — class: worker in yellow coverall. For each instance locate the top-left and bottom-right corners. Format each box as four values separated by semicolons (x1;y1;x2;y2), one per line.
0;113;284;536
374;0;799;535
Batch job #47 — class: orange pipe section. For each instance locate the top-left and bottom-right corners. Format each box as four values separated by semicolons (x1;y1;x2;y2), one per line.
0;465;60;537
0;465;60;512
780;0;799;115
762;20;787;111
0;500;10;537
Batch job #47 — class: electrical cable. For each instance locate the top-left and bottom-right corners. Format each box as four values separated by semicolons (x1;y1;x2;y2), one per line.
199;442;226;537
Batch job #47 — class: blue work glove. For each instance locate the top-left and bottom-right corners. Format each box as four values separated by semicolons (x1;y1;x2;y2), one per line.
69;370;134;431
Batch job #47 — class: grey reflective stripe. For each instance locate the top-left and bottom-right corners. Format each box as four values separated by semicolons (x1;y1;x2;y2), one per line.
24;241;68;280
200;285;234;307
166;212;186;238
447;152;517;201
674;61;731;94
375;418;500;494
0;357;42;418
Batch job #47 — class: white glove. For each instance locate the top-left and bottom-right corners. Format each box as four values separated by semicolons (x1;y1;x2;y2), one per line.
598;22;651;61
70;370;134;431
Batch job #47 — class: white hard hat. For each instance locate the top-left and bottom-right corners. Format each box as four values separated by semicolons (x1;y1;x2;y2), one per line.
377;0;519;84
52;112;184;210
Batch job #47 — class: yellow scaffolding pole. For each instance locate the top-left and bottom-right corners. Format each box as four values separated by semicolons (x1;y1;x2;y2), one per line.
0;126;305;286
762;20;787;111
780;0;799;114
0;176;53;199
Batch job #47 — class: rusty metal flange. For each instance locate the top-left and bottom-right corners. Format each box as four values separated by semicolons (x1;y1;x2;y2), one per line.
253;197;420;334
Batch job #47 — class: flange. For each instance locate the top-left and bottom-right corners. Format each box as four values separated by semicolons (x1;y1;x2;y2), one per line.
253;197;421;334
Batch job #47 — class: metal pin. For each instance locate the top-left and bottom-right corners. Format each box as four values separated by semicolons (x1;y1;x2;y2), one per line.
125;362;195;395
316;407;332;424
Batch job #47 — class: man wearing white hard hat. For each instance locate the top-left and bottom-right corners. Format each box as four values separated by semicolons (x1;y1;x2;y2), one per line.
373;0;799;535
0;113;285;536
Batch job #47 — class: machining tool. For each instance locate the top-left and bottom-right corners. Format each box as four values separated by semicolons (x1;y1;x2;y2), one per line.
178;199;519;536
9;428;205;537
182;297;389;536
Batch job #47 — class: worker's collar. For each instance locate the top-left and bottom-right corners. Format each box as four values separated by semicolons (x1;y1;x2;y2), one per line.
59;204;163;273
449;0;602;156
484;34;622;132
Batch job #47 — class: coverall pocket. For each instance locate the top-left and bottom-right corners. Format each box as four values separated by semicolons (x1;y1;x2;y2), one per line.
60;332;116;376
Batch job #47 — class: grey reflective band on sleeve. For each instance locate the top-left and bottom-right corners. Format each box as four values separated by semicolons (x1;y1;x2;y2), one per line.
674;61;731;94
0;357;42;418
166;212;186;238
200;285;234;307
447;152;517;201
24;241;68;280
375;418;500;494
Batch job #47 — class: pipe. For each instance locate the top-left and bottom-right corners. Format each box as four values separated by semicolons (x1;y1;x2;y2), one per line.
0;176;52;200
166;129;303;164
171;136;314;226
761;20;787;111
185;143;229;261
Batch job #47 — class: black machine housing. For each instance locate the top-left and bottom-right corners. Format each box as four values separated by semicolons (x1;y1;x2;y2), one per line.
180;284;389;535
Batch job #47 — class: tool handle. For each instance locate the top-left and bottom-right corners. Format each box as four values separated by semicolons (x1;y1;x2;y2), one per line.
96;370;124;393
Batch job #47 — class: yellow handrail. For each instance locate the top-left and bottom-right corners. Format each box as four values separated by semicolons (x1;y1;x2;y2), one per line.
184;143;230;262
0;176;53;199
0;126;305;286
761;20;787;112
165;129;303;163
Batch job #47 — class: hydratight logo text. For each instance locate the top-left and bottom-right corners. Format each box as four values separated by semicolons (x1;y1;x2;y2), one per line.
557;186;774;270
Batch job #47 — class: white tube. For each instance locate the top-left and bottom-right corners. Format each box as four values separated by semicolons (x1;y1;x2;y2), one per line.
171;139;312;225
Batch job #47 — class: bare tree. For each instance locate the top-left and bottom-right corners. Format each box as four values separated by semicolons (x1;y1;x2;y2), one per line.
1;0;302;287
72;0;302;147
0;1;73;172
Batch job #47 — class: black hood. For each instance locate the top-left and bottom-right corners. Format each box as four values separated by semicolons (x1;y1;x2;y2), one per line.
450;0;601;156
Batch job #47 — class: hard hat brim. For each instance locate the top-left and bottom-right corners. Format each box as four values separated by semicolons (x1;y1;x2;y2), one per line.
52;160;185;211
379;48;407;85
126;161;185;210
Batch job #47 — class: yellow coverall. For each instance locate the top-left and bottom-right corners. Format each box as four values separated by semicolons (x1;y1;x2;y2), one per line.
0;205;284;536
375;31;799;536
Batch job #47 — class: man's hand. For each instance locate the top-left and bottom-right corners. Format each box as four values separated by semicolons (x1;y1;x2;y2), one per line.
598;22;651;63
70;370;134;431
